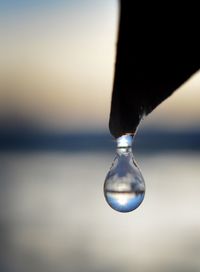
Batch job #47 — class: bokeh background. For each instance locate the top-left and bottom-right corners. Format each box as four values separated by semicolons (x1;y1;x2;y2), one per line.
0;1;200;272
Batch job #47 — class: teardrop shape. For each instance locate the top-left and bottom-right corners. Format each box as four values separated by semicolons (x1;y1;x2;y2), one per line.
104;135;145;213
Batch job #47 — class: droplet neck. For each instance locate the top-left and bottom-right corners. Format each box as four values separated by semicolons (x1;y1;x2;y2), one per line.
116;135;134;148
116;135;134;155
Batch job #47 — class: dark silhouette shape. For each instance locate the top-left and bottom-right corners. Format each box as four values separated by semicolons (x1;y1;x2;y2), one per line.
109;1;200;138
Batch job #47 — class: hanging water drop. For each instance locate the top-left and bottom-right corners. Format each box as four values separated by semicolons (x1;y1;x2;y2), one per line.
104;135;145;213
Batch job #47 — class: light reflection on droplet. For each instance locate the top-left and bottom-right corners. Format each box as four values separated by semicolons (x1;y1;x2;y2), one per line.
105;191;145;213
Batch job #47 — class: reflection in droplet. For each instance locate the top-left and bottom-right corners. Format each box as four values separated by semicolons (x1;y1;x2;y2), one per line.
104;135;145;213
105;191;145;213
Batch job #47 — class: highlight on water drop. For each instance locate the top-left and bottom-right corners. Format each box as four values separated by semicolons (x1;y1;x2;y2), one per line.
104;134;145;213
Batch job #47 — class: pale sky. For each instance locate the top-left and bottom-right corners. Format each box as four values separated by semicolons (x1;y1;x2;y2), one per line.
0;0;199;132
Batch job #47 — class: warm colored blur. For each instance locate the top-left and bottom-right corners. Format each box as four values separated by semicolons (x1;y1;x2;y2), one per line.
0;1;200;272
0;0;199;132
0;0;117;132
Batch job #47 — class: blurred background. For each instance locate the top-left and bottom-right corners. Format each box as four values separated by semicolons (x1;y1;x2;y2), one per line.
0;1;200;272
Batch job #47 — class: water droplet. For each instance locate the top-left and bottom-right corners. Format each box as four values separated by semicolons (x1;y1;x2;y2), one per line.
104;135;145;213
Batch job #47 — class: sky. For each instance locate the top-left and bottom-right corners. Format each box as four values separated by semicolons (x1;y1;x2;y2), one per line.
0;0;199;132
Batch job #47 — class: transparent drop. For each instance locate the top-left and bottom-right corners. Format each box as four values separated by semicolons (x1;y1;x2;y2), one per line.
104;135;145;213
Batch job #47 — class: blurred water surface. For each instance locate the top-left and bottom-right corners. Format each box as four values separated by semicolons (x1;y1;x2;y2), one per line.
0;151;200;272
